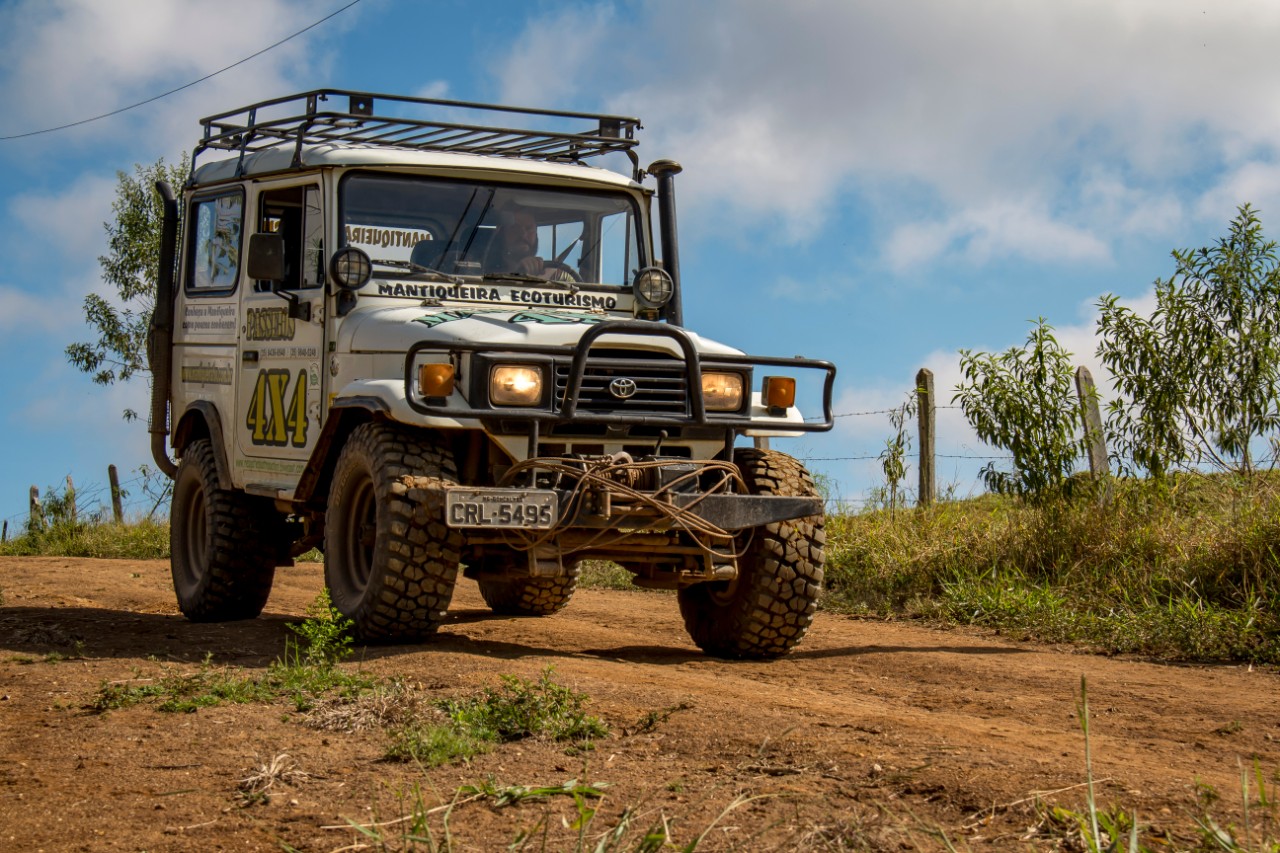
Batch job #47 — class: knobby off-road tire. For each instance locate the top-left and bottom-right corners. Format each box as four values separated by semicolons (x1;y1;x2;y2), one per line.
476;556;581;616
170;439;281;621
677;448;825;659
324;423;462;642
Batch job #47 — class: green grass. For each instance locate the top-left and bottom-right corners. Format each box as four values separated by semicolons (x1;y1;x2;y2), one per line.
577;560;637;591
823;474;1280;664
89;594;373;714
0;516;167;559
385;667;609;766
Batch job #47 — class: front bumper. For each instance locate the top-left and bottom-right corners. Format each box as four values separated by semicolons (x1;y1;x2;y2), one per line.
403;320;836;433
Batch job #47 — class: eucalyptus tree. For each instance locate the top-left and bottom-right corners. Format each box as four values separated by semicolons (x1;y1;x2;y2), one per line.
1098;204;1280;477
66;155;188;421
954;319;1086;501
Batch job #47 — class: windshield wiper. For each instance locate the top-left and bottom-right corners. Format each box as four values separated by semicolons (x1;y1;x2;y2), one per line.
482;272;579;292
372;259;463;285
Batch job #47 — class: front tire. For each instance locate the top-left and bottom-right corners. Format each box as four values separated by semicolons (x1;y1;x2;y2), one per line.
170;439;279;621
324;423;462;642
677;449;825;659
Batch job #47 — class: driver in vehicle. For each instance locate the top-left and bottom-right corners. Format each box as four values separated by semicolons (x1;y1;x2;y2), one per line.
487;208;576;281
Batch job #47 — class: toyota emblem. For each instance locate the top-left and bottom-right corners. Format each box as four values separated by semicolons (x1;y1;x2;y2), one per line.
608;377;638;400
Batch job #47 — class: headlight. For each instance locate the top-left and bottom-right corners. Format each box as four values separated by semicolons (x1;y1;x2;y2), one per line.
702;372;744;412
490;365;543;406
633;266;673;309
331;246;372;290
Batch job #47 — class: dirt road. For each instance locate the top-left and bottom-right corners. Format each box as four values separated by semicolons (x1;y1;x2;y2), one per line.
1;556;1276;851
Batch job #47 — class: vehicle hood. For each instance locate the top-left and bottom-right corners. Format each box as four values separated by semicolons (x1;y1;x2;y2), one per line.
337;302;745;357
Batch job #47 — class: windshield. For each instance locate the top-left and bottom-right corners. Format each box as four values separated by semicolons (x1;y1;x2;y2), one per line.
340;173;644;288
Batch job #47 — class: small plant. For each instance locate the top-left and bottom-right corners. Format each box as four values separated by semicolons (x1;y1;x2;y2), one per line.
625;701;693;736
445;667;608;744
386;721;490;766
237;753;307;806
384;668;608;767
287;589;354;669
878;393;917;514
87;611;373;716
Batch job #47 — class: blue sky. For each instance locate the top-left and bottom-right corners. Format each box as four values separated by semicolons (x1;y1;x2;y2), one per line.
2;0;1279;525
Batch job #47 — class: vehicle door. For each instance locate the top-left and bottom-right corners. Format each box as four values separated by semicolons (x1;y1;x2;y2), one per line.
234;181;327;489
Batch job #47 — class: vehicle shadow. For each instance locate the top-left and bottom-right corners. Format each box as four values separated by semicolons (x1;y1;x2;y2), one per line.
787;643;1032;660
0;605;298;665
0;604;1035;668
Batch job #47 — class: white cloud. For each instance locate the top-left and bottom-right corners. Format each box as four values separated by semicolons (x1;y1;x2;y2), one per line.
9;172;116;261
1195;162;1280;225
499;0;1280;264
0;0;353;161
0;285;65;332
884;201;1111;272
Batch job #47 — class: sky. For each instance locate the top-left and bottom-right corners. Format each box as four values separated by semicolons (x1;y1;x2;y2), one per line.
2;0;1280;526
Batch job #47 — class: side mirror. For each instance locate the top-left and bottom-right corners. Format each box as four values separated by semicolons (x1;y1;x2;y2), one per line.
247;232;310;321
246;233;285;282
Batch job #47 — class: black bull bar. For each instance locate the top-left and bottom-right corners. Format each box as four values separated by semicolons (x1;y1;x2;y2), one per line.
404;321;834;532
403;320;837;432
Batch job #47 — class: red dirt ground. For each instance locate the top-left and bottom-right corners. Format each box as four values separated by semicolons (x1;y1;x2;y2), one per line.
1;556;1276;851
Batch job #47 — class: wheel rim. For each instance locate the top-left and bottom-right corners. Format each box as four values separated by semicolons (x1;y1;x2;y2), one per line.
334;471;377;600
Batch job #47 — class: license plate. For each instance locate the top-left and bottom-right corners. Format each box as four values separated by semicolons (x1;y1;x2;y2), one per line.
446;488;558;529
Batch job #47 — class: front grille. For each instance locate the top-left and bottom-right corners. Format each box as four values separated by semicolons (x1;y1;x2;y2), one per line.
555;354;689;414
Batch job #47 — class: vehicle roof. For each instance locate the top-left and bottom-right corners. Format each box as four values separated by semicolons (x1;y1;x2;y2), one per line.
190;143;643;190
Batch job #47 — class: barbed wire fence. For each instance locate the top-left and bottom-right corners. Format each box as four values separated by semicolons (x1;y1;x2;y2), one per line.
794;365;1121;513
10;363;1269;534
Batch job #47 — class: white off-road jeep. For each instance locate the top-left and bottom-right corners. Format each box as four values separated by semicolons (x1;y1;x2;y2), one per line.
148;90;835;659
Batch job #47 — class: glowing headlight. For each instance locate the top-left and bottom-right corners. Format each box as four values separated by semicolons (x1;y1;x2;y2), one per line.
701;372;744;412
633;266;674;309
490;365;543;406
331;246;372;290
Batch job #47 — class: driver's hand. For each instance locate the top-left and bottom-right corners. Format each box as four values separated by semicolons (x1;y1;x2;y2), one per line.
515;256;546;276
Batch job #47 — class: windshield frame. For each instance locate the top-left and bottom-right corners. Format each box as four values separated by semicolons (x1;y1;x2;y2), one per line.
337;169;649;292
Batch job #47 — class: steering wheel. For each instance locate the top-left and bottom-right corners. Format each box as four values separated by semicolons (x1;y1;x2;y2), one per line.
543;260;581;283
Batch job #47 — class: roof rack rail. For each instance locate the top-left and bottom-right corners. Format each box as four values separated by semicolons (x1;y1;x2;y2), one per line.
193;89;643;179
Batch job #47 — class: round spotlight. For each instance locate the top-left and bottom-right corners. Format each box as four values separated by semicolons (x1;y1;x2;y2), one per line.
633;266;674;309
331;246;372;291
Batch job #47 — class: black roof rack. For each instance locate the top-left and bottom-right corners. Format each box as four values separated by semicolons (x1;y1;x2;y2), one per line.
193;89;643;179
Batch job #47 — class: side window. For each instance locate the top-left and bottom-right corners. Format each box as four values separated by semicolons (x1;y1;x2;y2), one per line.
591;210;636;285
539;221;584;269
258;184;322;291
188;193;243;293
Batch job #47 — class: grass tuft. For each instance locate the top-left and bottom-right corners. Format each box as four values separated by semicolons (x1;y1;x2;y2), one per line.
384;667;608;767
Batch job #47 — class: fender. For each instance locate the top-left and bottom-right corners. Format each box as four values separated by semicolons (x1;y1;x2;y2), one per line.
292;400;385;508
172;401;232;488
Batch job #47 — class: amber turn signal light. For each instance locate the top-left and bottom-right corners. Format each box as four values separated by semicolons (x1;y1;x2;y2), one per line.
418;363;456;398
763;376;796;410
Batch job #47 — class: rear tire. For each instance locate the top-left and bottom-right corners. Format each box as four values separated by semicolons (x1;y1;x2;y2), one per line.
476;555;580;616
677;449;825;659
170;439;279;621
324;423;462;642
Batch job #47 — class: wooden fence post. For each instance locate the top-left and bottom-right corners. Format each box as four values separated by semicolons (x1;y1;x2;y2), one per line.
916;368;936;507
108;464;124;524
1075;366;1112;504
29;485;41;531
65;475;77;525
2;520;7;542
